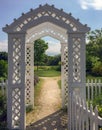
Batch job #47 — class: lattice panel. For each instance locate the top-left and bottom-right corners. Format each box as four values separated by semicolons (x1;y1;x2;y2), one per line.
26;79;31;104
26;47;32;76
14;6;78;32
63;46;68;106
72;38;81;82
26;28;67;43
26;45;34;105
12;38;21;84
12;88;21;127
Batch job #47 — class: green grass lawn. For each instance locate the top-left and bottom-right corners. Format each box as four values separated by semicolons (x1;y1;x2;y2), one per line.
34;78;44;107
35;70;61;77
34;66;61;77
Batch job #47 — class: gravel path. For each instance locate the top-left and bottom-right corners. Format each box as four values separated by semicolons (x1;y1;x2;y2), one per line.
26;76;62;125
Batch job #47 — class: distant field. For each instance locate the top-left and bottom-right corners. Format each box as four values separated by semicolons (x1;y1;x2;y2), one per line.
34;66;61;77
35;70;61;77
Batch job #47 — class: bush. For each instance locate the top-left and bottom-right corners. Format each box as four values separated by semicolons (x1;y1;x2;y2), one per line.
26;105;33;113
0;92;7;127
34;74;39;86
92;63;102;76
92;95;102;117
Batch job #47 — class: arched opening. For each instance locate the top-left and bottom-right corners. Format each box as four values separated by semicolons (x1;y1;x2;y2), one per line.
2;4;90;130
25;22;69;110
26;36;62;125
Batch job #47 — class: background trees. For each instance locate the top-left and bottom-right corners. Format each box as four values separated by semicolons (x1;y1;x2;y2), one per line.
0;29;102;80
0;52;8;80
86;28;102;76
34;39;48;70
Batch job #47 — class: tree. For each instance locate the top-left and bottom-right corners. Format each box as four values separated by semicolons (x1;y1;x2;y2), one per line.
47;54;61;66
34;39;48;70
0;52;8;61
86;28;102;76
0;60;8;79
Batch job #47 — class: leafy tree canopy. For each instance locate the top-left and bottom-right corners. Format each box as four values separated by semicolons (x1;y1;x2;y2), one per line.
0;60;8;79
86;28;102;76
0;52;8;61
34;39;48;70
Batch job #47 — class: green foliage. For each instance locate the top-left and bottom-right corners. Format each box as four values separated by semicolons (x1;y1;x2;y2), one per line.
86;28;102;76
34;74;39;86
0;52;8;61
34;39;48;70
34;66;61;77
35;69;61;77
0;91;7;127
26;105;33;113
0;60;7;79
92;95;102;117
57;80;61;89
34;78;43;107
47;54;61;66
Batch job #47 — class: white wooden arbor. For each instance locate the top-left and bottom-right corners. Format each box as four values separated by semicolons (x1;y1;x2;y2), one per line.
3;4;90;130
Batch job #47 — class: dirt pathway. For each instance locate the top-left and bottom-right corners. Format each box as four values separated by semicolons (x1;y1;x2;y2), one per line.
26;76;61;125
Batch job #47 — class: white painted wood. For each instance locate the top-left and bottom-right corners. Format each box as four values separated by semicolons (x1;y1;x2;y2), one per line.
2;4;90;130
71;93;102;130
25;43;34;108
86;79;102;101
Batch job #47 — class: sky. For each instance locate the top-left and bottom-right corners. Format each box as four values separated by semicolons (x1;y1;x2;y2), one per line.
0;0;102;55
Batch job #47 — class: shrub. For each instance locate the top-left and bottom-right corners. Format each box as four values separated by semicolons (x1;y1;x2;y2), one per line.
92;95;102;117
34;74;39;86
26;105;33;113
0;92;7;127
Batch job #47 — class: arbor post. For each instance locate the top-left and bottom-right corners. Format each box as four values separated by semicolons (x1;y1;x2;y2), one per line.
7;33;26;130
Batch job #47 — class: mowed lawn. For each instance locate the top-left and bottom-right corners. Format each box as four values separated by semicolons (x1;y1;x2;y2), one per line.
34;66;61;77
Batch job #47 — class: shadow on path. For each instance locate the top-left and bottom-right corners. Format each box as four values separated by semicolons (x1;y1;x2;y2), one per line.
26;110;68;130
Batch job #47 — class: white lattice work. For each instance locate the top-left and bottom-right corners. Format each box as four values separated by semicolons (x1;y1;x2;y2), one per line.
11;38;22;127
13;5;78;32
72;38;81;83
12;38;21;84
61;43;68;108
26;22;67;43
63;46;68;106
12;88;21;127
3;4;90;130
26;44;34;107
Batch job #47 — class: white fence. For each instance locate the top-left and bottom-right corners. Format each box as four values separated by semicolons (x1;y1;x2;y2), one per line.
0;79;102;130
86;79;102;101
69;93;102;130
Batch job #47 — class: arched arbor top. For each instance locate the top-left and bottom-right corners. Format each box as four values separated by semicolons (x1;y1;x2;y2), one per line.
2;4;90;130
3;4;90;34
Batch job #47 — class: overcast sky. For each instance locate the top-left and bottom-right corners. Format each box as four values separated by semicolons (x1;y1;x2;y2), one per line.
0;0;102;54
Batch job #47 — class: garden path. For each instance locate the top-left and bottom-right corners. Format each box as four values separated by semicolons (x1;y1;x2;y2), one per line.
26;76;62;125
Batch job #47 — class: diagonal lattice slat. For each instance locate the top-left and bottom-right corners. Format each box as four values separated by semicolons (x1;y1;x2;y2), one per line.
72;38;81;82
12;88;21;127
14;6;78;32
63;46;68;106
26;44;34;106
12;38;21;84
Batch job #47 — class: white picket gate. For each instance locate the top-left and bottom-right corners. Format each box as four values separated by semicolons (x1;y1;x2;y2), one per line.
69;93;102;130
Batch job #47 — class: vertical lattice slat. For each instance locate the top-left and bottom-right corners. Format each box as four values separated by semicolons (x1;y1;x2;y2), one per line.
26;43;34;107
63;46;68;107
61;43;68;108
